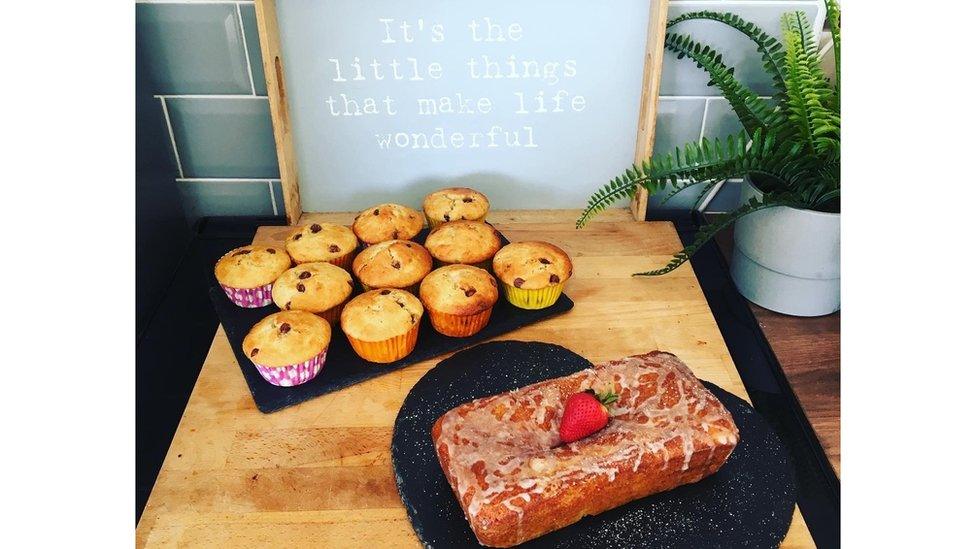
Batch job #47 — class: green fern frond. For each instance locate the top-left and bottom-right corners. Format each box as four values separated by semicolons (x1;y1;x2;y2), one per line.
825;0;841;97
782;12;839;156
660;178;713;207
575;167;649;229
783;12;836;105
578;8;840;274
578;130;809;229
664;33;781;134
668;11;788;97
634;196;797;276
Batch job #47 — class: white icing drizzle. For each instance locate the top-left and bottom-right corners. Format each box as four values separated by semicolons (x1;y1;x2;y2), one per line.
433;352;740;526
501;492;532;539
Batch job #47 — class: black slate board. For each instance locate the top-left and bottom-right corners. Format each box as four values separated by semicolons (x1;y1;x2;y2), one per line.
210;235;573;413
392;341;796;549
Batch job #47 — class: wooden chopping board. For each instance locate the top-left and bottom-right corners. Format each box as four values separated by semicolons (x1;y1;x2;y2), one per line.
135;209;813;548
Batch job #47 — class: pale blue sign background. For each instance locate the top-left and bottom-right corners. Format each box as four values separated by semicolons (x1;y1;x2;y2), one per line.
277;0;650;211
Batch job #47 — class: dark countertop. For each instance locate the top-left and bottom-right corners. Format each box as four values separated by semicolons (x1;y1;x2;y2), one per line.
713;220;840;476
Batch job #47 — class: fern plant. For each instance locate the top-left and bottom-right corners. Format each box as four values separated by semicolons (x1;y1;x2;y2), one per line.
577;1;840;276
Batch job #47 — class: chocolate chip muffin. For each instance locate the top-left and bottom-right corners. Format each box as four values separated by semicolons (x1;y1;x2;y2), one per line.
215;245;292;308
492;241;573;309
423;187;490;229
352;203;424;246
242;310;331;386
424;221;502;269
285;222;358;270
272;262;354;325
352;239;432;294
420;265;499;337
340;289;424;363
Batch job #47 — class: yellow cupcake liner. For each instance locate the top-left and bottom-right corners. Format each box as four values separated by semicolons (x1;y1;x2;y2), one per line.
427;308;493;338
425;213;488;230
345;322;420;363
360;282;421;295
501;282;565;310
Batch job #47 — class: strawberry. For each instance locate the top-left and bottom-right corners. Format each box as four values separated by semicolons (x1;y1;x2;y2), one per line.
558;389;618;444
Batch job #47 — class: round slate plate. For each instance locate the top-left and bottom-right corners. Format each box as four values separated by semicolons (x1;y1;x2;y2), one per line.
392;341;796;548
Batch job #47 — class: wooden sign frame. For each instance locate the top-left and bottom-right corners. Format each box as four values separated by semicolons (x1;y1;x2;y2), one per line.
254;0;669;224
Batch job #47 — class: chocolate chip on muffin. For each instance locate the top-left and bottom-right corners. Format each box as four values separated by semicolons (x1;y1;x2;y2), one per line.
424;221;502;269
423;187;490;229
352;203;424;245
491;241;573;310
271;262;354;325
215;245;291;308
242;311;331;385
352;239;432;293
340;289;424;363
285;222;357;267
493;242;573;291
419;265;499;337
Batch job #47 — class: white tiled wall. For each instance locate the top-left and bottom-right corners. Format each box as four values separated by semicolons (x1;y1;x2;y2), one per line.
137;0;827;220
654;0;825;211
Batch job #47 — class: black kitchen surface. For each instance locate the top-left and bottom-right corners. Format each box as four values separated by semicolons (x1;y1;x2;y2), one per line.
653;210;840;549
135;215;286;522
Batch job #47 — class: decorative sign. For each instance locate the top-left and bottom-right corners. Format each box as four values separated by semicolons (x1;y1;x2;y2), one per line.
274;0;654;212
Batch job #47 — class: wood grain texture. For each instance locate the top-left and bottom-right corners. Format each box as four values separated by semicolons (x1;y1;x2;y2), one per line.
751;308;840;475
253;0;302;224
630;0;670;222
136;211;814;547
713;222;841;476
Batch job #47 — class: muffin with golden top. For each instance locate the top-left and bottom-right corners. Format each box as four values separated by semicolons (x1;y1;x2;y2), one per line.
341;289;424;363
272;262;353;325
242;310;331;386
215;245;291;308
285;222;358;270
423;187;490;229
492;241;573;309
352;203;424;245
420;265;498;337
424;221;502;270
352;239;432;294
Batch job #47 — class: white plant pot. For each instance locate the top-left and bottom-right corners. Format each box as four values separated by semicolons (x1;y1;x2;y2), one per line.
729;177;840;317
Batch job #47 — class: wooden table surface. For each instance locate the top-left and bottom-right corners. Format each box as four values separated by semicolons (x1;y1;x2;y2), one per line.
713;225;841;476
136;210;815;548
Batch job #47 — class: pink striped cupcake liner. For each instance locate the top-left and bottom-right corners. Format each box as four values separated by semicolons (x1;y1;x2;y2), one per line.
252;348;328;387
221;283;274;308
